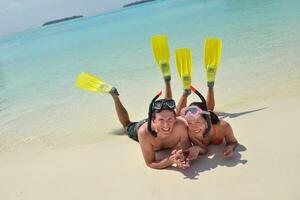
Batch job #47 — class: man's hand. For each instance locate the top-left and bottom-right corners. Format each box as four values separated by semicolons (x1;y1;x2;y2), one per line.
223;146;234;158
169;149;190;169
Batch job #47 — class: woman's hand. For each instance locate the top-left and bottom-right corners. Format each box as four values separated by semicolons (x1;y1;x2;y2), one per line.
223;146;234;158
184;146;203;161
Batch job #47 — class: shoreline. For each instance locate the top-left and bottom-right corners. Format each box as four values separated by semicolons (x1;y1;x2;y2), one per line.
1;85;300;154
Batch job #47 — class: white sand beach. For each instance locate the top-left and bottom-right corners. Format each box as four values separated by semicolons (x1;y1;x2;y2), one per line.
1;96;299;200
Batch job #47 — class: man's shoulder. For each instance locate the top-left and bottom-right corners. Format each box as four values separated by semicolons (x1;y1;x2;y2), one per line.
137;122;151;139
172;118;188;137
174;117;188;128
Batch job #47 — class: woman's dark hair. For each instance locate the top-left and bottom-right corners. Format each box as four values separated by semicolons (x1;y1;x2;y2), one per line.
189;101;220;124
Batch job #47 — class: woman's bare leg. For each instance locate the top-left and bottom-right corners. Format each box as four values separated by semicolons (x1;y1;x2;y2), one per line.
176;93;188;116
206;86;215;111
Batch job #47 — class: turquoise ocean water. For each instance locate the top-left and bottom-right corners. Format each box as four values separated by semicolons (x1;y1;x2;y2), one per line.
1;0;300;152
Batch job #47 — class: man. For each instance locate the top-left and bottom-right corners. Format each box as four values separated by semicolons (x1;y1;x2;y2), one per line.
109;87;191;169
75;72;194;169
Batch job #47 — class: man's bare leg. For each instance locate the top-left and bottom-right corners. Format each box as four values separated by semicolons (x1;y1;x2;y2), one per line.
109;87;131;128
206;86;215;111
164;80;172;99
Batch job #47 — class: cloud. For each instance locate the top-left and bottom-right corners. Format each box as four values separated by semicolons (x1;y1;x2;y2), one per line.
0;0;22;13
0;0;133;36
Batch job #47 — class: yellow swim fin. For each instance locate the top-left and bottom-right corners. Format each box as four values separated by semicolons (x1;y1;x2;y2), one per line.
151;35;171;81
175;48;192;94
75;72;112;93
204;37;222;87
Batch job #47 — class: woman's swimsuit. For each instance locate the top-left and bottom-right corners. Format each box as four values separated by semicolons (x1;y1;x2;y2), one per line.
201;134;223;145
212;137;223;145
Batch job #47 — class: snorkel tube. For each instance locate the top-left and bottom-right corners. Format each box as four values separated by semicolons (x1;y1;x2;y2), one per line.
190;85;212;137
147;91;162;137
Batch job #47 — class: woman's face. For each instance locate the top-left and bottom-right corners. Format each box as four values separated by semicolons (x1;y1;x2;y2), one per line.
186;115;207;134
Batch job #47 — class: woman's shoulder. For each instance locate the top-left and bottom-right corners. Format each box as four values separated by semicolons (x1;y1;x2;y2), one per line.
219;119;230;127
213;119;231;132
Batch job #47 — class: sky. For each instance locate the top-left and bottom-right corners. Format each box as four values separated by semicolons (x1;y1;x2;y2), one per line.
0;0;133;36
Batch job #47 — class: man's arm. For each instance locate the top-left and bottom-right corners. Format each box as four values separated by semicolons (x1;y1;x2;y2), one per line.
138;127;188;169
137;127;175;169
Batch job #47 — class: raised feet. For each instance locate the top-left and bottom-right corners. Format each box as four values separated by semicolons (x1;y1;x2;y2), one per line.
159;61;171;82
109;87;119;96
206;65;217;87
182;74;191;95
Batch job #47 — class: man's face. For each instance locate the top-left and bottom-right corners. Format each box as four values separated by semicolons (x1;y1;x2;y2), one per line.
152;110;176;138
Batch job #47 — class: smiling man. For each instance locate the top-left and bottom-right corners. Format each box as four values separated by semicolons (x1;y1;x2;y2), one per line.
75;72;192;169
109;88;191;169
136;97;191;169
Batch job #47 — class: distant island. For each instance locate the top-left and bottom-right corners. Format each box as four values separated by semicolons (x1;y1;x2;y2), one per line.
123;0;156;8
42;15;83;26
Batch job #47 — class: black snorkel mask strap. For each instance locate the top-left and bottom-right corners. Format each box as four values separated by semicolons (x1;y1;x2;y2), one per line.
147;91;162;137
190;85;212;138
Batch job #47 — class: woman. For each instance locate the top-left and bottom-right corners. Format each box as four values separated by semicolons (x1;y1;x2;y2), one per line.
177;85;238;160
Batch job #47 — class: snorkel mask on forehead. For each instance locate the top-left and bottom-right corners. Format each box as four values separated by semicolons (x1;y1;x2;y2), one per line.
181;105;210;117
147;91;176;137
185;85;212;137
